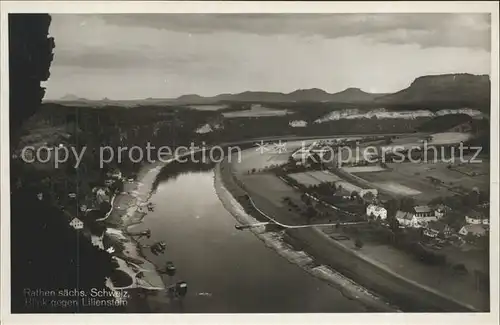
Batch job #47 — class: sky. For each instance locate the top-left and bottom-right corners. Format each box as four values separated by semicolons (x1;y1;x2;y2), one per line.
44;13;491;100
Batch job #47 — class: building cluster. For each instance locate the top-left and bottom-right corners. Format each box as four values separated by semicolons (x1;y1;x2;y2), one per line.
366;204;489;240
68;168;126;249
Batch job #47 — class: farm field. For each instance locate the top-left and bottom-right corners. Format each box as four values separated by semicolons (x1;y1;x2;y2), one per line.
185;104;229;111
357;170;453;203
428;132;472;145
241;173;304;209
372;181;422;196
223;106;291;118
382;134;426;150
288;171;341;186
354;160;489;203
288;171;363;193
387;160;490;192
341;166;387;173
451;158;489;177
334;133;470;164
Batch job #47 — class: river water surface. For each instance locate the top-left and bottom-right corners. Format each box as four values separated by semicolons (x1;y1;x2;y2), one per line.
132;168;368;313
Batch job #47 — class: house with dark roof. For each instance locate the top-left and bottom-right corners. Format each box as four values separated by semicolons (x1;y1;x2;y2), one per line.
424;221;453;238
395;210;420;228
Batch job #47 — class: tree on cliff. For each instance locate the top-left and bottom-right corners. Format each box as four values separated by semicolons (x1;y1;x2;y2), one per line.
9;14;119;313
9;14;55;145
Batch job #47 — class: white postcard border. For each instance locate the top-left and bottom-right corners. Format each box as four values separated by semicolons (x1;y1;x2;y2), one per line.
1;2;498;325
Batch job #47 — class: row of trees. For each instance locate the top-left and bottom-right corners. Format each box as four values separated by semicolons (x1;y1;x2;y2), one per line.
384;197;417;217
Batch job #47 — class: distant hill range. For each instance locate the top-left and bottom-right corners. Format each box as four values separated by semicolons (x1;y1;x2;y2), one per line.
46;73;490;112
174;87;386;104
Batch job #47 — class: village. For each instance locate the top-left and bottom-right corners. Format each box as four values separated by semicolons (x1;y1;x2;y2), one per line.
277;132;490;244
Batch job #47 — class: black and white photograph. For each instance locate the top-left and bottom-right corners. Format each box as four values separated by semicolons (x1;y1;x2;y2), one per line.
1;1;499;323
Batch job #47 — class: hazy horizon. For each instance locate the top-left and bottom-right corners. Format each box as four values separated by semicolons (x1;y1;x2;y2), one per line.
46;72;492;102
44;13;491;100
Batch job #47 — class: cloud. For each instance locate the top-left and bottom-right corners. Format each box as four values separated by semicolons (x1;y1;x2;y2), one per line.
53;47;202;70
45;13;490;100
98;13;491;51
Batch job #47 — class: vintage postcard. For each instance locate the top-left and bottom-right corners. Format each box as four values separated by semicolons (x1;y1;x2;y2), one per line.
1;1;498;325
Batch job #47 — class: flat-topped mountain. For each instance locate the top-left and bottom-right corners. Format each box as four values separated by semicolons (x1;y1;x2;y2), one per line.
376;73;490;111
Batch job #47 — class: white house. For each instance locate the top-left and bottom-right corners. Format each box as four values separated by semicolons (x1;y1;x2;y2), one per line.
289;120;308;128
433;204;449;219
413;205;438;223
395;210;417;227
434;210;445;219
195;123;213;134
413;205;433;218
110;169;122;180
91;235;105;250
465;210;487;225
396;210;430;228
366;204;387;220
69;218;84;230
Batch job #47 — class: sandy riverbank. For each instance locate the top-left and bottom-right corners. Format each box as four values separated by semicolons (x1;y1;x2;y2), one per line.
218;155;480;312
102;161;170;312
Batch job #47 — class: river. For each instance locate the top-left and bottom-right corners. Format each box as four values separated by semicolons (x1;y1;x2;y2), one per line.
129;164;369;313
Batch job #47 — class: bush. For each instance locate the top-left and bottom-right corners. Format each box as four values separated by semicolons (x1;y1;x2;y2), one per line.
355;238;364;249
110;179;124;193
453;263;468;274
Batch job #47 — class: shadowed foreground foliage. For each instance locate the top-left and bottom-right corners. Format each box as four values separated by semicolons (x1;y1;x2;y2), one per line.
9;14;120;313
